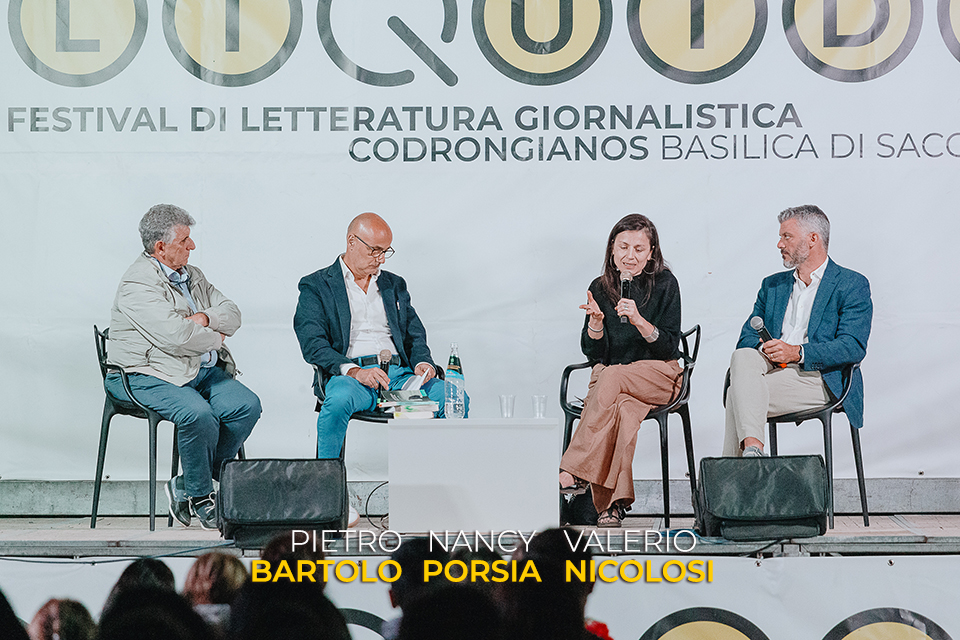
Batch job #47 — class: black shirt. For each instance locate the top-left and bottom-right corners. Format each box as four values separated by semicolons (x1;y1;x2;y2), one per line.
580;270;682;365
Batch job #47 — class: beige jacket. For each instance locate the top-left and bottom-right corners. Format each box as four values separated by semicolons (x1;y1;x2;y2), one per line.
108;253;240;386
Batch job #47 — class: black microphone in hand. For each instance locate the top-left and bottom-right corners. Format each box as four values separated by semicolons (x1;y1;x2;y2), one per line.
378;349;392;395
750;316;773;343
750;316;788;368
620;275;632;324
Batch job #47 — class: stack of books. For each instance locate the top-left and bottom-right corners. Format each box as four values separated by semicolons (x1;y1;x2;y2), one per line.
378;390;439;419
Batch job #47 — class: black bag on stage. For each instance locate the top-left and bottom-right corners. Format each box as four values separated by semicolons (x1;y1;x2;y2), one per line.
218;458;347;547
695;454;828;541
561;487;598;526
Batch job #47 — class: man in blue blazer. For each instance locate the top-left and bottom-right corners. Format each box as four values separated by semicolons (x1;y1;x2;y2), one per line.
723;205;872;457
295;212;459;458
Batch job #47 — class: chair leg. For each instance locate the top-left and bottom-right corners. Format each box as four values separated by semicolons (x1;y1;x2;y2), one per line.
822;415;834;529
338;434;349;530
679;405;698;523
658;414;670;528
90;406;113;529
851;424;869;527
149;414;159;532
558;415;577;525
168;426;179;528
768;421;779;456
170;427;180;478
562;414;577;452
341;465;350;532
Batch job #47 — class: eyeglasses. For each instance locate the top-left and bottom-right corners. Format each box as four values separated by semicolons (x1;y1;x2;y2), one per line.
354;234;395;259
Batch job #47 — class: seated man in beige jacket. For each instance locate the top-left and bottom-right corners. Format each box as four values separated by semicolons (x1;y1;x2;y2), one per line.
106;204;261;530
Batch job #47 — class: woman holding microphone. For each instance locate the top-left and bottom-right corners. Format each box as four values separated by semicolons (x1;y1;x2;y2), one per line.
559;214;683;527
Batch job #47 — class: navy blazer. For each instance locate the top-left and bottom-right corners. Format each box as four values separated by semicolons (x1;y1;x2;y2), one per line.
294;259;436;399
736;258;872;429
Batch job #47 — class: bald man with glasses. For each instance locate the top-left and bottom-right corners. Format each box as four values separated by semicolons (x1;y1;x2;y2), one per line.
294;213;466;459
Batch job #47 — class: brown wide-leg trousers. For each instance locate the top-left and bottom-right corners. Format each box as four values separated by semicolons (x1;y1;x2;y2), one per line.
560;359;682;514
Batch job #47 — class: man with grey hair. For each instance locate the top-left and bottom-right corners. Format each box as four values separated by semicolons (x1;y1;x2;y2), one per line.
106;204;261;529
723;205;872;457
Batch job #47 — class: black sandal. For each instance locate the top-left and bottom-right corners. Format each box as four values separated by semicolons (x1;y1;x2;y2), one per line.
559;477;589;495
597;504;625;528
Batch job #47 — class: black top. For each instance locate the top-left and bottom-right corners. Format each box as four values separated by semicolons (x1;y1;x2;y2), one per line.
580;270;682;365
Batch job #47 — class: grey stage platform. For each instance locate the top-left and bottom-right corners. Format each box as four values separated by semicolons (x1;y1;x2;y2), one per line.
3;477;959;558
3;513;960;558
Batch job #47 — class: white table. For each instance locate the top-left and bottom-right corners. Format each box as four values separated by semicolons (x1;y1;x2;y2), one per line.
388;418;560;533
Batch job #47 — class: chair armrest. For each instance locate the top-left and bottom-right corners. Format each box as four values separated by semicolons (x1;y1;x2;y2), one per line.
680;324;701;366
655;324;701;413
723;368;731;408
112;367;154;415
95;325;156;416
312;364;329;402
656;358;696;415
831;361;860;409
560;362;593;414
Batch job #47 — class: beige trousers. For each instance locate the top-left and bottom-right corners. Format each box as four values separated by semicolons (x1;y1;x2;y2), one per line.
560;359;682;513
722;348;831;456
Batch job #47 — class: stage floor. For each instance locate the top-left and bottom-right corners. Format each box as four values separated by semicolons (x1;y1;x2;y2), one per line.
3;513;960;558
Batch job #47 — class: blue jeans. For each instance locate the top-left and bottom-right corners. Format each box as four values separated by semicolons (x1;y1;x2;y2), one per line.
316;363;470;458
106;367;261;497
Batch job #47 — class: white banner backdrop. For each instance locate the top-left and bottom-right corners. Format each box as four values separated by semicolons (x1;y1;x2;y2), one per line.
1;555;959;640
1;0;958;483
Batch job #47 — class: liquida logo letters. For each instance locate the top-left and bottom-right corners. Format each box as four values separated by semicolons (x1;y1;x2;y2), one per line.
7;0;957;86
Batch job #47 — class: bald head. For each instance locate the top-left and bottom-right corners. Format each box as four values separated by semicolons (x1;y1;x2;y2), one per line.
347;212;391;241
343;212;394;284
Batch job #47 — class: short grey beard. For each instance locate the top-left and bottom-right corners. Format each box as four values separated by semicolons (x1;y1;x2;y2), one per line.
782;247;809;269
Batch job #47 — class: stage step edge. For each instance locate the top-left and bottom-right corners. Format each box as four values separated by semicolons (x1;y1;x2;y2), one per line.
1;478;958;518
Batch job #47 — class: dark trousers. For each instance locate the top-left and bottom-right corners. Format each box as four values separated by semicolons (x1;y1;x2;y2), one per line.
106;367;261;497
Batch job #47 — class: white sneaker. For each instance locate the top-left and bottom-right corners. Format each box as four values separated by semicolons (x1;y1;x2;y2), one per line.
348;505;360;528
742;445;766;458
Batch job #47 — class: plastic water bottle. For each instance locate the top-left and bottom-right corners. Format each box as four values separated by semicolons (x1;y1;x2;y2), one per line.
444;342;466;419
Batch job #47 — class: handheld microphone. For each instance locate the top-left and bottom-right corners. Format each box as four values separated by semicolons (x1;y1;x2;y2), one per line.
378;349;392;394
750;317;788;368
749;316;773;343
620;274;632;324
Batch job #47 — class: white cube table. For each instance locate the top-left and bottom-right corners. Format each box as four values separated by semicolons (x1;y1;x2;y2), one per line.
388;418;560;533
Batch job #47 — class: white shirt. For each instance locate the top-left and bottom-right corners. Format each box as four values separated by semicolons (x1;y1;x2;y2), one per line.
780;257;828;360
338;256;398;375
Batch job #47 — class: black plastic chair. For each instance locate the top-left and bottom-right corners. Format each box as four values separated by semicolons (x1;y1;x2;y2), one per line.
92;325;174;531
92;325;245;531
313;367;391;431
560;325;701;527
723;361;868;528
